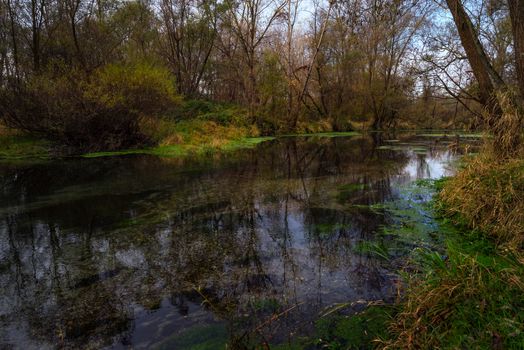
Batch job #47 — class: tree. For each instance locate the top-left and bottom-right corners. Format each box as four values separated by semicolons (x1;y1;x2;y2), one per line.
222;0;286;122
159;0;219;97
446;0;523;154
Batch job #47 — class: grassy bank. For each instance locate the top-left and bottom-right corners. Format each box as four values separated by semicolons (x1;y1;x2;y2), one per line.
0;133;51;159
0;99;272;159
0;122;272;160
384;154;524;349
0;98;351;160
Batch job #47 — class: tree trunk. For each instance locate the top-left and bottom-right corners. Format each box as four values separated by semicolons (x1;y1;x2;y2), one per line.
508;0;524;100
6;0;19;79
445;0;505;108
446;0;524;155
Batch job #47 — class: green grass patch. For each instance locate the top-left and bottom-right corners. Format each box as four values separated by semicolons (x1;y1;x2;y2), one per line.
386;241;524;349
0;135;51;159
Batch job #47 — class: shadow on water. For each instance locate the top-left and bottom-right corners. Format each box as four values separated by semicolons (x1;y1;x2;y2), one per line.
0;132;479;349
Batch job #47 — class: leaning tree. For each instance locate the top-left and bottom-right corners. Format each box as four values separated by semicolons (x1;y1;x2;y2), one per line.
446;0;524;155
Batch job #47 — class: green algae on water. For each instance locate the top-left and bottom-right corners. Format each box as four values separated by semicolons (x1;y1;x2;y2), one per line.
281;131;361;138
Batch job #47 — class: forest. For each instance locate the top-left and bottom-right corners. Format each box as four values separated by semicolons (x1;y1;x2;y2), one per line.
1;0;514;152
0;0;523;348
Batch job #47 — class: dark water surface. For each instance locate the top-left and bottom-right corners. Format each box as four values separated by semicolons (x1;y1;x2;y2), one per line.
0;133;478;349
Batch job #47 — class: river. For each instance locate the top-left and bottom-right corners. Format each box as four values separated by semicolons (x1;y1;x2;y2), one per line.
0;132;479;349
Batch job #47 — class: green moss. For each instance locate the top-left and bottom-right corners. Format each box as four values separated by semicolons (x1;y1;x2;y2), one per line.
0;135;51;159
273;306;396;349
316;306;395;349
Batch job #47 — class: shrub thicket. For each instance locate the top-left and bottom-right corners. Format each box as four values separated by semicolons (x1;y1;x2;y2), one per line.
0;63;180;152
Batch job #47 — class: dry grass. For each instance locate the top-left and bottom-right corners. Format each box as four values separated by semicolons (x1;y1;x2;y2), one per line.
382;248;524;349
488;91;524;157
382;136;524;349
139;116;257;148
439;152;524;252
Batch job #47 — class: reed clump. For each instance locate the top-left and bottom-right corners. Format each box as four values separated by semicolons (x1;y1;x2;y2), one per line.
439;152;524;252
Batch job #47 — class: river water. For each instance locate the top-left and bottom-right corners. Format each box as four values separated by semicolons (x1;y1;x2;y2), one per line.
0;132;478;349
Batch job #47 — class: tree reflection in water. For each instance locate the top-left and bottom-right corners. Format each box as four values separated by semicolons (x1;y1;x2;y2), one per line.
0;133;471;349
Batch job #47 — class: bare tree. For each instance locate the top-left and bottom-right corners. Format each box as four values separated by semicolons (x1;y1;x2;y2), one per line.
223;0;286;121
159;0;218;97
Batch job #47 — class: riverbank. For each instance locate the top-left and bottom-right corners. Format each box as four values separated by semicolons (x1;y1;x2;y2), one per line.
0;96;357;160
0;129;361;160
0;122;273;160
385;154;524;349
0;126;477;161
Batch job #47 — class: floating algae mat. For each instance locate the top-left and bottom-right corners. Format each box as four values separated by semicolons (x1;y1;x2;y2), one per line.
416;132;485;138
378;145;428;152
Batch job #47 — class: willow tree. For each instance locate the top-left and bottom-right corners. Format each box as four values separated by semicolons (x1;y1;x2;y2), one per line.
446;0;524;154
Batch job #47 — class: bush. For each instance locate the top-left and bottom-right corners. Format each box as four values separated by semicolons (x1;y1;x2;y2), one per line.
85;63;180;116
172;99;250;127
0;63;180;152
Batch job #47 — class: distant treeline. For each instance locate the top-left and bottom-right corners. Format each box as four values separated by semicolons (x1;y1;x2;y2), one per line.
0;0;517;150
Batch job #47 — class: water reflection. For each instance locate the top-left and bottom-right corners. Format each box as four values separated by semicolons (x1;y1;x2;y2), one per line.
0;133;473;349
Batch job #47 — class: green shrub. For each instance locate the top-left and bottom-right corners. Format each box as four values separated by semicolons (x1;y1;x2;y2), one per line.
85;63;180;115
0;63;180;152
172;99;250;127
